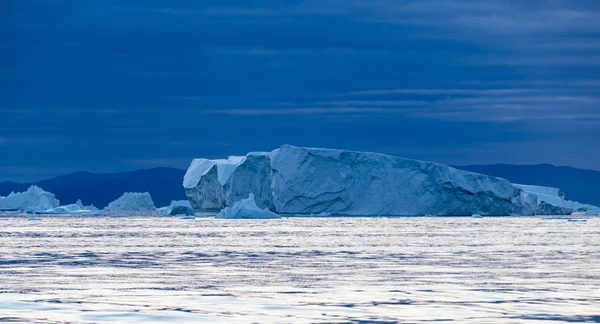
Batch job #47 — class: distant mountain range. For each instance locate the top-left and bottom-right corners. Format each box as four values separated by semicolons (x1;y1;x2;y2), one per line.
0;164;598;208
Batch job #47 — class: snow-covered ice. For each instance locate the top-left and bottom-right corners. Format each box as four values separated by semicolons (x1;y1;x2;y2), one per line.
216;193;281;219
185;145;539;216
104;192;155;212
0;186;60;212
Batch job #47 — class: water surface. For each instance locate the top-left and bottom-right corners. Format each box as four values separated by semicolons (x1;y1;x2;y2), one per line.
0;216;598;323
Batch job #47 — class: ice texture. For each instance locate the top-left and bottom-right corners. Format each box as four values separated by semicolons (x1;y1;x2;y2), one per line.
0;186;60;212
104;192;156;212
185;145;540;216
515;184;598;215
216;193;281;219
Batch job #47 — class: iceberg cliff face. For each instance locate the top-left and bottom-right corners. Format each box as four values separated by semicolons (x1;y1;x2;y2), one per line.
185;145;538;216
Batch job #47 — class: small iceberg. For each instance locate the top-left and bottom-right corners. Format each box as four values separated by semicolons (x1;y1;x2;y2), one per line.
104;192;156;212
36;204;101;215
159;200;195;216
471;214;484;218
585;209;599;216
216;194;281;219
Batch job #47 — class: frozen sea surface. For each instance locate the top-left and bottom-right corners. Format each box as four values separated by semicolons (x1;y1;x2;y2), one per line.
0;215;599;323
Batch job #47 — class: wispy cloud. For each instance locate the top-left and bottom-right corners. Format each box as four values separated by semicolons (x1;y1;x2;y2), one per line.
338;88;542;96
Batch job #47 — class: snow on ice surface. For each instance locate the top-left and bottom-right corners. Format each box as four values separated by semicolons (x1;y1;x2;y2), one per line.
0;186;60;212
216;193;280;219
104;192;156;212
186;145;538;216
183;156;247;188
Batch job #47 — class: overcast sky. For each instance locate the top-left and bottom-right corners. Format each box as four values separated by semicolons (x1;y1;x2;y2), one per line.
2;0;600;182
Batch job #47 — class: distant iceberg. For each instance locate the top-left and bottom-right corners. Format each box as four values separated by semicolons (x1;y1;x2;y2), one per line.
75;199;99;212
104;192;156;212
0;186;60;212
216;193;280;219
36;204;101;215
185;145;540;216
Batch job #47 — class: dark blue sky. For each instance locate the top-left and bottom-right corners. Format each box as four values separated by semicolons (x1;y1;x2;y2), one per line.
2;0;600;182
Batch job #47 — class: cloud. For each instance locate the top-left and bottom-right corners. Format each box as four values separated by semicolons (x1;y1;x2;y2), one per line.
338;88;542;96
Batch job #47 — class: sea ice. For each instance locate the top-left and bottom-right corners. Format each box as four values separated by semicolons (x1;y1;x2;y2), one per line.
215;193;281;219
104;192;156;212
185;145;538;216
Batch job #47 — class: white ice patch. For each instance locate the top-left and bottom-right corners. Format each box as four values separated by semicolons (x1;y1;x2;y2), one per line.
216;193;280;219
183;156;247;189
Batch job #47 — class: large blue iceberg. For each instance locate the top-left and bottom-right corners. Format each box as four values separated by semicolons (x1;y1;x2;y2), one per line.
184;145;542;216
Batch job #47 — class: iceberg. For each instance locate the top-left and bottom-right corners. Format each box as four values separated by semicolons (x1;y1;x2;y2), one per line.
36;204;101;215
159;200;195;216
586;209;600;216
0;186;60;212
75;199;99;212
104;192;156;212
216;193;281;219
185;145;540;216
515;184;598;215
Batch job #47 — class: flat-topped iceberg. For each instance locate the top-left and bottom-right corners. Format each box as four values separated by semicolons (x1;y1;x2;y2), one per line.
185;145;540;216
216;193;281;219
104;192;156;212
0;186;60;212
